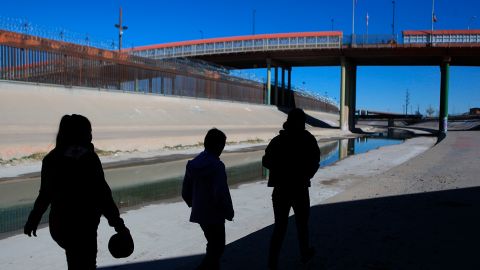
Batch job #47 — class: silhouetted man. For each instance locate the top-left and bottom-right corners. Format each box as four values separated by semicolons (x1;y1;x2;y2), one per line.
262;108;320;269
182;128;234;270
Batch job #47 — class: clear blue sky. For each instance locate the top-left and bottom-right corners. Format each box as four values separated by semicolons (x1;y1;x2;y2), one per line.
1;0;479;114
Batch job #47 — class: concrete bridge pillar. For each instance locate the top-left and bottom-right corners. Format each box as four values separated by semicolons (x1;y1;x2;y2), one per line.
439;59;450;135
340;58;357;131
274;66;278;106
287;67;292;107
266;58;271;105
348;63;357;130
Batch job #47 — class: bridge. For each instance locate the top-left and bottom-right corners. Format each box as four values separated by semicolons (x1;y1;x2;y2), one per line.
356;110;423;128
132;30;480;134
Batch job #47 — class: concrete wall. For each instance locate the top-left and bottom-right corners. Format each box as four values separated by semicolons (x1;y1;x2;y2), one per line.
0;81;339;159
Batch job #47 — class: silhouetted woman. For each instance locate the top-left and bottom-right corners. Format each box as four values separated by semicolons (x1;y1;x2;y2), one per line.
24;114;130;270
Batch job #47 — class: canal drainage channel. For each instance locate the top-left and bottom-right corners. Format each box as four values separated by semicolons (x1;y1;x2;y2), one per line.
0;135;404;235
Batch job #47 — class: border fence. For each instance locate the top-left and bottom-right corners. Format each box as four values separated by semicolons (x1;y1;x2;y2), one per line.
0;29;265;104
0;28;338;112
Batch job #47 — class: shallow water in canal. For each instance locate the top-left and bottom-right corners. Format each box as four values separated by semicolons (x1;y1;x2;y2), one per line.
0;135;403;235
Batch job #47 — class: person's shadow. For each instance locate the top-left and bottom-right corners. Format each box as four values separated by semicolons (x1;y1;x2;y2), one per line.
100;186;480;270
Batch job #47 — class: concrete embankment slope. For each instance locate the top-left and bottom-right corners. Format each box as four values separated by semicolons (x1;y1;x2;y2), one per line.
0;81;339;160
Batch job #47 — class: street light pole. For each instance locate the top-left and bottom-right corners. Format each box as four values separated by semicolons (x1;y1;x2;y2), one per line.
352;0;356;43
366;13;369;37
114;6;128;51
199;30;204;39
431;0;435;44
331;18;334;31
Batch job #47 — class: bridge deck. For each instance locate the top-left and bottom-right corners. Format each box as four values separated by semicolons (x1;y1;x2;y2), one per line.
131;31;480;68
192;45;480;68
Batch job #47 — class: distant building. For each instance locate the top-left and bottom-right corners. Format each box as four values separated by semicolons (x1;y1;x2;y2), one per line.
470;108;480;115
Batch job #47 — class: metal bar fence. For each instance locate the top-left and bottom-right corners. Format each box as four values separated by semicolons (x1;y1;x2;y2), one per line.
0;29;336;111
0;42;263;104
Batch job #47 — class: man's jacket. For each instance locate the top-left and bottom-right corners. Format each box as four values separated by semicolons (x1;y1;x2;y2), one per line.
182;151;234;224
263;129;320;188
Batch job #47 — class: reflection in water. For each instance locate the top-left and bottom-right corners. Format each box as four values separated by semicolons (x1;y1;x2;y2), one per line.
114;162;264;209
347;136;404;156
0;136;403;234
320;136;404;169
0;162;265;234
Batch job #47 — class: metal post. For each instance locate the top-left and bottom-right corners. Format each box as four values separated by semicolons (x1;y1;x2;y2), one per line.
266;59;271;105
439;60;450;134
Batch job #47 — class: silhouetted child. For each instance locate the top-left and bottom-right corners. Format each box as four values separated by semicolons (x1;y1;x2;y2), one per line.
262;108;320;269
182;128;234;270
24;114;131;270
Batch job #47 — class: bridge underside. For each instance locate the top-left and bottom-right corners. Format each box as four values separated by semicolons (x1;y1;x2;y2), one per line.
193;45;465;135
192;45;480;68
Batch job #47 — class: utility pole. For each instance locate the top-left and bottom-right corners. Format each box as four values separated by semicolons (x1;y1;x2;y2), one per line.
405;89;410;115
114;6;128;51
